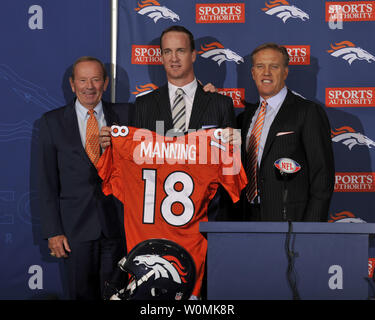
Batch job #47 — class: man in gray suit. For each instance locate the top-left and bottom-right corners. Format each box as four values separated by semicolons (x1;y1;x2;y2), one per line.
237;43;335;222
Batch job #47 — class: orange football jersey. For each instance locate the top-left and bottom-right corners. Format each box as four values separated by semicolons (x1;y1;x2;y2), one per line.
97;126;247;297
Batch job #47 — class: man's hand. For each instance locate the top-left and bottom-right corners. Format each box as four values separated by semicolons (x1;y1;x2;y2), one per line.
198;80;217;93
48;235;71;258
221;127;241;146
99;126;112;150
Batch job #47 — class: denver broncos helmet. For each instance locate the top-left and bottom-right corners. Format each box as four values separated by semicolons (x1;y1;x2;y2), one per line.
107;238;196;300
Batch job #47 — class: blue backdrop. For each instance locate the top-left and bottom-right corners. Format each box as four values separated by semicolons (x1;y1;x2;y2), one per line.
0;0;110;299
1;0;375;299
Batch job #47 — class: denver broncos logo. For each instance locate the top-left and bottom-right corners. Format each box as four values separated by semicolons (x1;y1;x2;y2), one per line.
133;254;188;284
262;0;309;23
327;41;375;65
329;211;366;223
135;0;180;23
132;83;159;97
331;126;375;150
198;42;244;66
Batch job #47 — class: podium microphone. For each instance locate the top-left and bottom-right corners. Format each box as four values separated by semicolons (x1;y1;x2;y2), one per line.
274;158;301;300
274;158;301;221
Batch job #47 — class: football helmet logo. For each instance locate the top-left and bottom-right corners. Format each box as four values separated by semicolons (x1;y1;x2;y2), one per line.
327;41;375;65
106;238;196;300
262;0;309;23
198;42;244;66
135;0;180;23
331;126;375;150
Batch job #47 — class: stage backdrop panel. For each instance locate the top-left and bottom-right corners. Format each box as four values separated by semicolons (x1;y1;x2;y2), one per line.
0;0;110;299
116;0;375;222
116;0;375;283
1;0;375;299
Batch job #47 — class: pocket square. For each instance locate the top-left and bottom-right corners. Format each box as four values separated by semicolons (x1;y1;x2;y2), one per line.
201;125;217;129
276;131;294;136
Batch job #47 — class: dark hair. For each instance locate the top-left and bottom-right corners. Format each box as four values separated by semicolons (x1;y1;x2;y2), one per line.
251;43;289;67
71;56;108;80
160;25;195;51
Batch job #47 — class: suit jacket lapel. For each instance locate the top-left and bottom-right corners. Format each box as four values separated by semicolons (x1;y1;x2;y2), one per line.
189;84;210;130
260;90;294;166
155;84;174;130
63;100;92;165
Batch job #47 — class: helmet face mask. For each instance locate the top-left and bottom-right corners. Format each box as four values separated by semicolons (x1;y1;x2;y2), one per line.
109;239;196;300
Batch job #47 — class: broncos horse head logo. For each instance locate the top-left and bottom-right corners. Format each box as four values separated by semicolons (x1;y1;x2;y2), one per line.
133;254;188;284
132;83;159;97
331;126;375;150
135;0;180;23
198;42;244;66
327;41;375;65
329;211;366;223
262;0;309;23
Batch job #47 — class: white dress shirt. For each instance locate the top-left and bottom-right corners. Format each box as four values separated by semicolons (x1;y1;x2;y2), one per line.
168;78;198;130
246;86;288;165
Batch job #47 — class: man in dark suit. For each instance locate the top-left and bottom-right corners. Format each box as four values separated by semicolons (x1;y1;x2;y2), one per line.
133;25;235;134
38;56;130;299
134;26;236;224
237;43;335;222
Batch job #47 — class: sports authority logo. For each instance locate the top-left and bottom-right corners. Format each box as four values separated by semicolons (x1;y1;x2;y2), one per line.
196;3;245;23
133;254;188;284
331;126;375;150
334;173;375;192
326;1;375;22
261;0;309;23
198;42;244;66
131;45;162;65
135;0;180;23
283;45;310;65
217;88;245;108
329;211;366;222
132;83;159;97
327;41;375;65
369;258;375;278
326;87;375;107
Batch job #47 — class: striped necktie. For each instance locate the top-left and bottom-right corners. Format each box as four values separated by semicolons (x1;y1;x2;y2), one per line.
245;101;267;203
172;88;186;132
85;109;100;165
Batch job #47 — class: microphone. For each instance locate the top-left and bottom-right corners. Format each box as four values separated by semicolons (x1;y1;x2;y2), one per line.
274;158;301;300
274;158;301;220
274;157;301;175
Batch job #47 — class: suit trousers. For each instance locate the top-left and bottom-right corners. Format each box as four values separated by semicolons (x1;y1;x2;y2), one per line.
63;234;125;300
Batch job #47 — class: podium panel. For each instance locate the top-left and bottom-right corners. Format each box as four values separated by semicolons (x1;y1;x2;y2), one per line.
200;222;375;300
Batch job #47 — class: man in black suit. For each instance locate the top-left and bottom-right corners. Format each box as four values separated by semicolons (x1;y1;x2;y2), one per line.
135;25;237;224
38;56;130;299
100;26;236;221
237;43;335;222
133;25;235;133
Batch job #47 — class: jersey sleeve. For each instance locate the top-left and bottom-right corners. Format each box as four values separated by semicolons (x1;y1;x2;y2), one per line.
218;144;248;203
97;143;126;204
